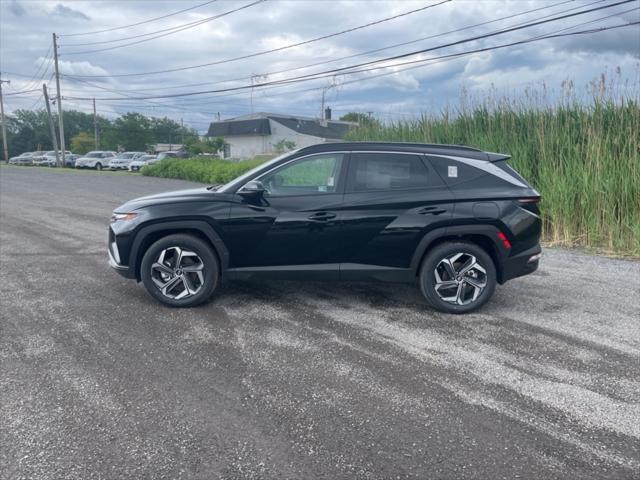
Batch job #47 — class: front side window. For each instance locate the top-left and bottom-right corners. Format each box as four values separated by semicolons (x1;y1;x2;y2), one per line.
350;153;429;192
260;154;344;196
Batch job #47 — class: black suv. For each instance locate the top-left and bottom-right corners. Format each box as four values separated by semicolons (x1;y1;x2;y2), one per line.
109;142;541;313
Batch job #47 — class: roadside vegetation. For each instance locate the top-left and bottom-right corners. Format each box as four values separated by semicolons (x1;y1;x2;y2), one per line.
141;157;265;185
347;81;640;256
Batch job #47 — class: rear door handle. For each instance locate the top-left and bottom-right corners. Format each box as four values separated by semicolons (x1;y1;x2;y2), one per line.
308;211;337;222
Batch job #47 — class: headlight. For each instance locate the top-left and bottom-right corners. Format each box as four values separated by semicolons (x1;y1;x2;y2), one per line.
111;212;138;222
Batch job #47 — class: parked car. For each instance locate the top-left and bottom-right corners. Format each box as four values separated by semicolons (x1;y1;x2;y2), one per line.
40;150;72;167
156;151;189;161
8;152;36;165
75;151;116;170
64;154;81;167
128;155;157;172
108;152;145;170
108;142;542;313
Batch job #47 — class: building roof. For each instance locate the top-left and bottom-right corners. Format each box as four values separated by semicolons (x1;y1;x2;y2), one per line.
207;112;353;139
208;118;271;137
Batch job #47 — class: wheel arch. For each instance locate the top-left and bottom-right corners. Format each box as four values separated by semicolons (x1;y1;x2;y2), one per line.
129;220;229;282
411;225;507;283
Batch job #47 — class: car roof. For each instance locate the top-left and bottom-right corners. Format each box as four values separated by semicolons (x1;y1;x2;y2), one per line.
294;142;507;162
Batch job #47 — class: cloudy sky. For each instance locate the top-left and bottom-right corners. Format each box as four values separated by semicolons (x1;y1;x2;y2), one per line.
1;0;638;133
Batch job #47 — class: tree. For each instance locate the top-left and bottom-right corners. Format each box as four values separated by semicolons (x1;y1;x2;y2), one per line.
108;112;152;151
272;139;296;153
339;112;380;128
70;132;95;154
185;136;224;155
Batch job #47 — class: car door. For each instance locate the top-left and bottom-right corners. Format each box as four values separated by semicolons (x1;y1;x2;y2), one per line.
339;151;454;273
225;152;348;278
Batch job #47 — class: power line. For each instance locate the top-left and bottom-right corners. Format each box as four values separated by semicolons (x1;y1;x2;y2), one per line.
63;0;451;75
62;0;577;93
63;0;637;101
61;0;267;55
59;0;218;37
60;3;635;115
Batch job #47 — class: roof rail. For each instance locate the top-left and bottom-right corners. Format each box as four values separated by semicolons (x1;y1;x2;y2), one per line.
333;141;484;153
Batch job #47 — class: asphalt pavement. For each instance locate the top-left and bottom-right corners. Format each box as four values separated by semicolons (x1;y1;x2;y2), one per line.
1;165;639;479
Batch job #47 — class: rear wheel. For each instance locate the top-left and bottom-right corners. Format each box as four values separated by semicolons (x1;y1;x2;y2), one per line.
140;234;219;307
419;241;496;314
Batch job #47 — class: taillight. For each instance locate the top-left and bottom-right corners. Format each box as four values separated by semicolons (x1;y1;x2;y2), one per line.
497;232;511;249
518;197;541;215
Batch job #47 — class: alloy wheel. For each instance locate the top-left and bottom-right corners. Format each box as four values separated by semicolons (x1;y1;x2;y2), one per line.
150;246;205;300
434;253;487;305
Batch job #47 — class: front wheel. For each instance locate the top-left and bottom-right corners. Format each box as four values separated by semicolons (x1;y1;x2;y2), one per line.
95;163;103;171
419;242;497;314
140;234;219;307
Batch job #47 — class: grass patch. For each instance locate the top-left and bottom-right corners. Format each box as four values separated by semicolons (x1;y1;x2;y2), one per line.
141;157;265;185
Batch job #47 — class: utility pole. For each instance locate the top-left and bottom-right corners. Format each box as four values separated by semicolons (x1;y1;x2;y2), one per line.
52;33;66;167
180;118;184;146
0;76;10;163
93;97;98;150
42;84;60;167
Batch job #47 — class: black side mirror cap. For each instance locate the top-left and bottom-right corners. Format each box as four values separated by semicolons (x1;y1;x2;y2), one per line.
238;180;266;198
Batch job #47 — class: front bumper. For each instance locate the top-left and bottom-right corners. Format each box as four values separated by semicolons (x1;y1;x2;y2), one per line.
500;244;541;283
108;236;135;279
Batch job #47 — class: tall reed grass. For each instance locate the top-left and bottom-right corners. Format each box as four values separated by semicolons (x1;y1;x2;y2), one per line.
347;78;640;256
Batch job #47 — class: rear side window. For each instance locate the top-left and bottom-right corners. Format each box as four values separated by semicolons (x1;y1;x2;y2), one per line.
350;153;429;192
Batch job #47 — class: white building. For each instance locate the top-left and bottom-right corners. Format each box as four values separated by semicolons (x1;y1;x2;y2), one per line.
207;112;355;159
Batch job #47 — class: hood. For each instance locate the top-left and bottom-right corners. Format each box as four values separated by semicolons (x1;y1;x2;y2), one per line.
116;187;219;211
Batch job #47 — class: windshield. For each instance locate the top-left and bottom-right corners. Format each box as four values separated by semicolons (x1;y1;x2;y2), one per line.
218;150;299;193
116;153;135;159
85;152;102;158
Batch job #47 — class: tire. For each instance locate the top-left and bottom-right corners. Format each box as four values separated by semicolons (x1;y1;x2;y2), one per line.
95;163;102;171
140;234;219;308
419;241;497;314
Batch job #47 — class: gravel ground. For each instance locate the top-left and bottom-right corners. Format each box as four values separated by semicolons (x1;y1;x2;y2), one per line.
1;165;639;480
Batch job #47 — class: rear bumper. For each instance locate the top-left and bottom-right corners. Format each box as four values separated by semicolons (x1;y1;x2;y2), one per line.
500;244;541;283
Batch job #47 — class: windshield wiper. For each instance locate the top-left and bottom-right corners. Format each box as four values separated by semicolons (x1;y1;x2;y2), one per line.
206;184;221;191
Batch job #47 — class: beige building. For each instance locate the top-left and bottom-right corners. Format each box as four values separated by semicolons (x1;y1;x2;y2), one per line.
207;112;354;159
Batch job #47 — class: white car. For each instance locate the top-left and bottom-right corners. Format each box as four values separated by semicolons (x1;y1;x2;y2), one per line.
8;152;36;165
38;150;72;167
75;151;117;170
128;154;157;172
108;152;145;170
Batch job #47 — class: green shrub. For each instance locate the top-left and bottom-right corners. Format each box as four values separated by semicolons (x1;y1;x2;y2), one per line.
141;157;264;185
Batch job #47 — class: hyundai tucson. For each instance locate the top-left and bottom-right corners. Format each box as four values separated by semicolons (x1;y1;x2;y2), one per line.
109;142;541;313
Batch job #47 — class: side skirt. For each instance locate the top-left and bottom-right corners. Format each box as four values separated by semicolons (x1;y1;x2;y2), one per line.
227;263;415;283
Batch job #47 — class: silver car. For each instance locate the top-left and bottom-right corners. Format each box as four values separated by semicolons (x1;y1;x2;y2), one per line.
75;151;117;170
40;151;72;167
8;152;36;165
108;152;145;170
128;154;157;171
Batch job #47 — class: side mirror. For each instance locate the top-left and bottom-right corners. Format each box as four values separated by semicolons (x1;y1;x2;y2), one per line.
238;180;266;198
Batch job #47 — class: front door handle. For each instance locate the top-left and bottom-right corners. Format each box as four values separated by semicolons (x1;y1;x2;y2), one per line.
417;206;446;216
308;211;337;222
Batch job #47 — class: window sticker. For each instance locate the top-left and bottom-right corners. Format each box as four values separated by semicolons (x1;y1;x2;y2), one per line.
327;177;335;187
448;165;458;178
